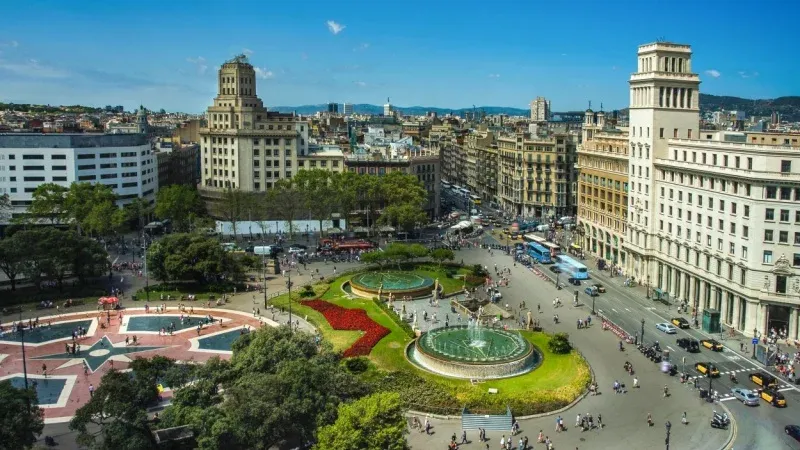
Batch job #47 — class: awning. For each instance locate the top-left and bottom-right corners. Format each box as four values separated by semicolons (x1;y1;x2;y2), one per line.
570;244;581;250
98;296;119;305
379;226;395;232
327;227;343;234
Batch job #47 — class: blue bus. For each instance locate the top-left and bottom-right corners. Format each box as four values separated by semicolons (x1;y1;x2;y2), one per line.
555;254;589;280
527;242;552;264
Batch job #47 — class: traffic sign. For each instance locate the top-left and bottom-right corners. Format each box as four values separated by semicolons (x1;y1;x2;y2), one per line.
751;338;759;344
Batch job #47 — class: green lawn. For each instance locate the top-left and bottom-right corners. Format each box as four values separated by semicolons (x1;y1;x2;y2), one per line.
266;266;591;415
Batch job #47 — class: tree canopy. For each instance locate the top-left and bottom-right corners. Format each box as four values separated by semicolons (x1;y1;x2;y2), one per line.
146;233;251;284
0;228;108;292
315;392;408;450
25;182;126;235
154;185;203;232
0;381;44;449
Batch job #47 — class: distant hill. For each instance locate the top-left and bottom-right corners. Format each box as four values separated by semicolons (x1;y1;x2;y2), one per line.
270;103;530;117
699;94;800;121
619;94;800;122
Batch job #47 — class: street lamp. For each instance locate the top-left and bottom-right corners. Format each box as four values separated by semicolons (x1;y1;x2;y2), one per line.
646;275;651;299
143;234;150;302
641;319;645;345
707;371;714;403
752;328;758;359
262;253;268;310
665;420;671;450
16;310;29;391
287;272;294;332
591;291;596;315
555;272;560;290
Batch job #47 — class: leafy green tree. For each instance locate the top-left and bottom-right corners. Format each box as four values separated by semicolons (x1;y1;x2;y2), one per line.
268;179;304;238
147;233;246;283
315;392;408;450
0;236;27;291
430;248;455;268
293;169;335;235
124;196;152;231
407;243;430;261
330;171;361;230
0;381;45;449
64;182;119;235
359;250;390;268
155;185;203;232
377;172;429;232
26;183;68;224
218;188;250;242
69;370;158;450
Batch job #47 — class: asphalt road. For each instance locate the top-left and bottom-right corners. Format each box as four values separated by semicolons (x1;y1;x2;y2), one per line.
482;231;800;449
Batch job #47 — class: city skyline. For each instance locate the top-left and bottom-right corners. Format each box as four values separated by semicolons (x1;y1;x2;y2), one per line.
0;0;796;112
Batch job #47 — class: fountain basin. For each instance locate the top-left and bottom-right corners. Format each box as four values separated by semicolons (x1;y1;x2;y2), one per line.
348;271;435;299
406;325;541;379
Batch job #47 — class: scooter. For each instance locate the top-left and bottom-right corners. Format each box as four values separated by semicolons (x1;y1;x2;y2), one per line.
729;373;738;384
710;411;730;429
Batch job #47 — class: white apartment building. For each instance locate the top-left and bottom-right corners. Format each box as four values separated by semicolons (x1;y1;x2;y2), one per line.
623;42;800;340
342;103;354;116
530;96;551;122
0;133;158;223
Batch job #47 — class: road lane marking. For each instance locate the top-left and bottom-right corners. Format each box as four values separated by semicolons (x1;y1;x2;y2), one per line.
719;397;735;402
611;308;618;312
667;346;675;351
625;308;631;312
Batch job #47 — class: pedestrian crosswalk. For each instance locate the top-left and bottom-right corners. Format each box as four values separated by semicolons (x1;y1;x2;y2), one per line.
681;368;795;399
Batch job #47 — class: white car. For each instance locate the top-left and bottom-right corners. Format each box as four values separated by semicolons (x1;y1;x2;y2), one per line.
731;388;760;406
655;323;677;334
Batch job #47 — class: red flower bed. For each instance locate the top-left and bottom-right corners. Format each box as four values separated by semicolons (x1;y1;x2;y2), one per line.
303;300;390;357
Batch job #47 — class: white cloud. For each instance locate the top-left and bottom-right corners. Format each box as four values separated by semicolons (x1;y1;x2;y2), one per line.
354;43;369;51
738;71;759;79
488;74;501;78
0;40;19;48
704;69;721;78
186;57;208;75
254;67;274;79
0;58;69;78
327;20;345;35
242;48;254;56
353;81;367;87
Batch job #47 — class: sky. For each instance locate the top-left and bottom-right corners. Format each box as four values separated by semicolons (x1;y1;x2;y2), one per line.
0;0;797;113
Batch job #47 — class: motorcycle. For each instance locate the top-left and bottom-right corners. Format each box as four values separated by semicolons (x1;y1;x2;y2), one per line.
729;373;738;383
710;411;730;429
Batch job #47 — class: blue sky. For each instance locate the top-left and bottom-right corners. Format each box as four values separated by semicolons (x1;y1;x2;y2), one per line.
0;0;797;113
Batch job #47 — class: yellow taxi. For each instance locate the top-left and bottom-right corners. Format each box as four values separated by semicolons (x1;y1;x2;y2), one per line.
700;339;724;351
759;388;787;407
695;362;720;377
749;372;778;388
671;317;690;329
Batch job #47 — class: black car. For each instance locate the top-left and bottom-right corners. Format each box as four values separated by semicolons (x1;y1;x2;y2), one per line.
676;337;700;352
786;425;800;442
549;266;561;274
567;277;581;286
270;245;284;254
670;317;690;329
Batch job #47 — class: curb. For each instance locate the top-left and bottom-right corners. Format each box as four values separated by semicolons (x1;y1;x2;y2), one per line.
718;401;737;450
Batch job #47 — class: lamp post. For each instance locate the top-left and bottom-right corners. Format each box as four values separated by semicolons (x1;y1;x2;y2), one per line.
752;328;758;359
555;272;560;290
641;319;645;345
17;310;29;391
665;420;671;450
591;292;596;315
287;272;294;332
646;275;651;299
262;253;268;310
707;371;714;402
143;234;150;302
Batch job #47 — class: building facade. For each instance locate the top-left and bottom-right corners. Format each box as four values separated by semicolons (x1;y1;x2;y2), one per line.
576;110;630;265
496;131;577;218
530;97;551;122
198;55;349;216
623;42;800;339
0;133;158;223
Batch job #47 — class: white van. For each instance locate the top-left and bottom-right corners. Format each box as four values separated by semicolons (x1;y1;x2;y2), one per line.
253;246;274;256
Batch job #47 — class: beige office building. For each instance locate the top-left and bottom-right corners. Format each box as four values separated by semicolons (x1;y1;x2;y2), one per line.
198;55;341;215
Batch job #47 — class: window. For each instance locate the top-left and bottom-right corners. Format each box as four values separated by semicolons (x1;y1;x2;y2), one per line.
22;154;44;160
780;231;789;243
729;242;735;254
52;165;66;170
51;154;66;160
744;205;750;218
743;226;749;238
729;222;735;234
766;209;775;220
673;128;678;138
52;176;67;182
765;230;774;241
22;166;44;171
766;186;777;199
731;202;737;214
781;209;789;222
23;176;45;182
763;250;773;264
781;160;791;173
659;128;664;138
718;219;724;230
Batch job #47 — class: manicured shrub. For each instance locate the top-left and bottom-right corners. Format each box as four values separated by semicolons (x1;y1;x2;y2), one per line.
548;332;572;354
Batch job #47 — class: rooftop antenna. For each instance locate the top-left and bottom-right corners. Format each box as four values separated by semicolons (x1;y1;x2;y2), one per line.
600;102;604;112
588;100;592;110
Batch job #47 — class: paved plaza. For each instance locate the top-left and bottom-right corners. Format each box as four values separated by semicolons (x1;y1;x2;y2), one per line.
0;307;268;423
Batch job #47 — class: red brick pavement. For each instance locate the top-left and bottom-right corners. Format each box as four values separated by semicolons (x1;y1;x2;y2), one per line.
0;307;267;423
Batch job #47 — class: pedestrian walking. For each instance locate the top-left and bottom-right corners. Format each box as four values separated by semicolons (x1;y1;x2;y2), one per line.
89;384;94;397
597;413;603;429
461;430;467;444
681;411;688;425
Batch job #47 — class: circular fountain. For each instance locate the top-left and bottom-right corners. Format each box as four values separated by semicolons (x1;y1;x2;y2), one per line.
347;272;435;299
406;321;541;379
